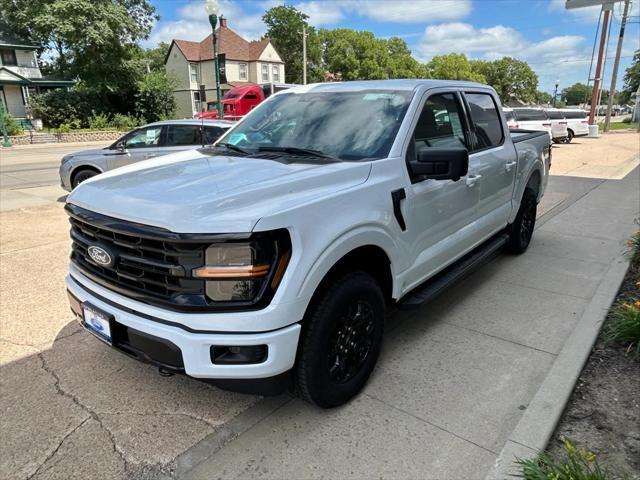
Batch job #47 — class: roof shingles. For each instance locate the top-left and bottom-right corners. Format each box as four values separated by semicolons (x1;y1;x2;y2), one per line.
173;25;277;63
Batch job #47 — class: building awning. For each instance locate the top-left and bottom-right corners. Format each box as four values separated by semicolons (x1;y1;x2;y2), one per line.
0;68;75;87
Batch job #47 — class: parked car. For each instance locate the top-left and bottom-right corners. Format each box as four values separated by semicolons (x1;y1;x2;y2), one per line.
195;83;295;121
544;109;569;143
558;109;589;142
64;80;550;408
59;119;233;190
510;108;552;140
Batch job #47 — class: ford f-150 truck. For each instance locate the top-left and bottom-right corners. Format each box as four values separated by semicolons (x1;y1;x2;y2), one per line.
65;80;550;408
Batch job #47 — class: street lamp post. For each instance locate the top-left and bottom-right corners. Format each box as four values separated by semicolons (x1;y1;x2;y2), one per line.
0;99;12;148
205;0;224;120
553;80;559;107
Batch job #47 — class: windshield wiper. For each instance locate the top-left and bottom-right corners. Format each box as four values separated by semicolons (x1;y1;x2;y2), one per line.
214;143;251;155
256;146;341;162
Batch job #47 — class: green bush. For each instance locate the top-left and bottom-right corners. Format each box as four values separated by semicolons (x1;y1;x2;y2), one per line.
622;116;631;123
1;112;24;136
58;119;83;133
515;438;609;480
28;88;94;128
605;298;640;354
134;71;176;123
88;112;111;130
110;113;144;131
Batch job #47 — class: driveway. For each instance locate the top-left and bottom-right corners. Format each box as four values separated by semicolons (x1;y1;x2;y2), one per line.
0;133;638;479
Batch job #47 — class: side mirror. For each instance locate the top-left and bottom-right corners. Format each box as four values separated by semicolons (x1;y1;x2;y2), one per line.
410;146;468;181
115;141;126;152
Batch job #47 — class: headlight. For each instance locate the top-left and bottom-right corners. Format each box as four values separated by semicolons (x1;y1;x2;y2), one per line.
192;230;291;305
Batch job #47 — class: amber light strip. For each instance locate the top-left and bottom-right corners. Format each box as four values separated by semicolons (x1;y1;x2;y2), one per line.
192;264;270;278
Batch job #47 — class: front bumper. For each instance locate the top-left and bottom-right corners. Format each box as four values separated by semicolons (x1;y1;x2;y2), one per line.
66;273;302;381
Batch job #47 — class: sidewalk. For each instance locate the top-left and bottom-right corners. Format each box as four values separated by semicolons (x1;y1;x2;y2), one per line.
177;167;639;480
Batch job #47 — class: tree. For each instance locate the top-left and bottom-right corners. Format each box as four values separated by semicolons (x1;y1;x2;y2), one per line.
1;0;158;113
619;49;640;105
474;57;538;104
425;53;485;82
134;71;176;123
385;37;428;79
535;90;553;105
561;83;591;106
262;5;323;84
139;42;171;73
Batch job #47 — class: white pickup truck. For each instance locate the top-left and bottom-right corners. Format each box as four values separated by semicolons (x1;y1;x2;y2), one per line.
65;80;551;408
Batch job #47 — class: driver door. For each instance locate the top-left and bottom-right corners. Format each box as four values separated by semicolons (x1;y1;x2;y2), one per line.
107;125;163;170
401;91;481;292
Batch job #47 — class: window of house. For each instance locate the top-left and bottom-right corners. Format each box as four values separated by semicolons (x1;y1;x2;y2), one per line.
465;92;504;150
190;63;199;83
408;93;467;163
0;49;17;66
272;65;279;83
239;63;247;81
193;91;201;113
261;64;269;82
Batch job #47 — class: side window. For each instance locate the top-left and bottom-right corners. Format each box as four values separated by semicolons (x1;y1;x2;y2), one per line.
204;126;227;144
465;93;504;150
165;125;202;146
408;93;467;161
125;127;162;149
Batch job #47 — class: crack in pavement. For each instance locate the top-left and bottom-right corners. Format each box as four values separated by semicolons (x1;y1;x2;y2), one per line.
29;352;130;478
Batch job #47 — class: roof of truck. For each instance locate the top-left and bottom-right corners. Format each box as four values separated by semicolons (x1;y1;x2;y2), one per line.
284;79;492;94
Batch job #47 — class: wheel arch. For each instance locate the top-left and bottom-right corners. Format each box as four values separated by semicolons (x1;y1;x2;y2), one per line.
301;244;394;322
70;164;102;186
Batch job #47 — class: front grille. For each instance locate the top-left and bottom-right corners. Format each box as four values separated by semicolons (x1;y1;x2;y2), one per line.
66;204;249;312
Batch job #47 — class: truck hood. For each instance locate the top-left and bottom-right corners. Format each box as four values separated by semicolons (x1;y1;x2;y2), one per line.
67;149;372;233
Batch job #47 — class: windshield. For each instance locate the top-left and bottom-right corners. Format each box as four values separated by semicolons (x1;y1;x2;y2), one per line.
216;90;413;161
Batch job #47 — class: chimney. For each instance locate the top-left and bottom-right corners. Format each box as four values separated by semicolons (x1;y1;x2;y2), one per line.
219;16;227;28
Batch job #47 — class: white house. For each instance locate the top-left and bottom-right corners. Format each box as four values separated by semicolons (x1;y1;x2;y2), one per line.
0;30;74;124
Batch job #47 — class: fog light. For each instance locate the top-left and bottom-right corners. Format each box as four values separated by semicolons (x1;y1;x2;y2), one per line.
210;345;268;365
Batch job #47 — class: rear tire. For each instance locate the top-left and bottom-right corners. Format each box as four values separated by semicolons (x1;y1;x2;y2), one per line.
563;130;574;144
72;168;99;188
295;272;385;408
505;187;537;254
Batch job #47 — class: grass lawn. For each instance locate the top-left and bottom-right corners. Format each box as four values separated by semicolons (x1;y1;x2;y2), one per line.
598;122;640;131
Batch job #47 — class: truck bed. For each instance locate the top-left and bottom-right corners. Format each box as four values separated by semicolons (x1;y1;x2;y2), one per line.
510;129;550;143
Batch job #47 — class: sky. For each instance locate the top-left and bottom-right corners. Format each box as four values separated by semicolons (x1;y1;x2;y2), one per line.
146;0;640;94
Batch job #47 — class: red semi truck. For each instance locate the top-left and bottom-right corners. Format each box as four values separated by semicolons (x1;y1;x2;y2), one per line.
195;83;295;121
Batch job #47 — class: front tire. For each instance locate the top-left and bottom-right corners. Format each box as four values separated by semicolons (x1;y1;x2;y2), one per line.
295;272;385;408
72;168;99;188
505;187;537;254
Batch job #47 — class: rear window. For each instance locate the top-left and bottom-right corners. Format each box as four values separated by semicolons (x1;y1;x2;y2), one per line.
465;92;504;149
514;109;548;121
562;110;588;119
546;110;565;120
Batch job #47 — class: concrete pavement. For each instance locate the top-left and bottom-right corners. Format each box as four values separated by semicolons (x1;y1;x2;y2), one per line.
0;142;111;212
0;133;638;479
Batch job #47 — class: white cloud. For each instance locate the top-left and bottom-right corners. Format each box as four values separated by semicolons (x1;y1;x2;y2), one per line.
349;0;472;23
297;1;345;25
415;22;590;90
147;0;266;46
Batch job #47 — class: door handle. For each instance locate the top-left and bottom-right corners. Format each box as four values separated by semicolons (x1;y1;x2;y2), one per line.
505;161;517;172
465;174;481;187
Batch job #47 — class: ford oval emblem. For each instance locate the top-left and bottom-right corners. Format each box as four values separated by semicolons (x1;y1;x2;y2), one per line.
87;245;114;267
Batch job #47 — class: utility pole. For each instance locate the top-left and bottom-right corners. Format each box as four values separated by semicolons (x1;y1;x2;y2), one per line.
588;8;610;126
302;24;307;85
603;0;630;132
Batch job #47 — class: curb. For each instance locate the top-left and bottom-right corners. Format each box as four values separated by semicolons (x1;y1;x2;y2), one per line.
484;253;631;479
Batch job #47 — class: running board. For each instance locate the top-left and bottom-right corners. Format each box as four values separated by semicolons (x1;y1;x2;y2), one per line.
398;233;509;310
